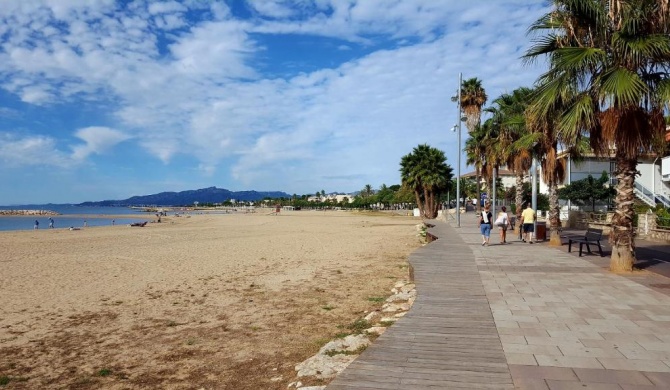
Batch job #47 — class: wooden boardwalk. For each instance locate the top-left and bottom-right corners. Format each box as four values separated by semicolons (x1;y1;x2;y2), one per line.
327;222;513;389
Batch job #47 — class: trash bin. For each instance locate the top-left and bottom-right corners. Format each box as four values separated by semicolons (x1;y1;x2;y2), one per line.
535;221;546;241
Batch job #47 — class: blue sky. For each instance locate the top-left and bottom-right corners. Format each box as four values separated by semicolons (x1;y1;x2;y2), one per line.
0;0;550;205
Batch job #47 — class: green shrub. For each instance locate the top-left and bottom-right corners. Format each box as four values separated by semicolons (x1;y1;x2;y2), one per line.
656;208;670;228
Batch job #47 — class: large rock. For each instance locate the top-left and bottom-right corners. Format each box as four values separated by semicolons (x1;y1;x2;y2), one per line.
364;311;380;323
365;326;387;335
381;302;411;312
295;354;357;379
318;335;370;355
386;291;415;303
295;335;371;379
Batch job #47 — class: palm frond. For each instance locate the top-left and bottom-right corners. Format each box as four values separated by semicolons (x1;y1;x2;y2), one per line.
655;78;670;110
523;35;562;65
553;47;607;73
599;66;647;106
559;93;597;141
511;132;543;153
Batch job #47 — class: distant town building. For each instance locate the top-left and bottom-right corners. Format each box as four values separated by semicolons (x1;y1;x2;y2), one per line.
307;193;354;203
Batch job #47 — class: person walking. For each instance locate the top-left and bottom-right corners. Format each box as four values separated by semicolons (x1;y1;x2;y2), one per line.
48;217;54;228
495;206;512;244
520;203;536;244
479;203;493;246
34;219;39;230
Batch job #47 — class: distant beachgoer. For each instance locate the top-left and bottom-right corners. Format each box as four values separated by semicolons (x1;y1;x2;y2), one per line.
34;220;39;230
112;219;115;226
48;217;54;229
84;220;88;228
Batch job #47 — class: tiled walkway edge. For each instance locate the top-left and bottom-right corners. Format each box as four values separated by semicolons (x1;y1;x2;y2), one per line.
327;222;514;389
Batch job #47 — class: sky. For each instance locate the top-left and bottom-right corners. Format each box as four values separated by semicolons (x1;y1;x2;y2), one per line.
0;0;551;205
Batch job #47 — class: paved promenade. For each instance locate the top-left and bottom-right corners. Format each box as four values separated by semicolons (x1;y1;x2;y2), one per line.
327;215;670;389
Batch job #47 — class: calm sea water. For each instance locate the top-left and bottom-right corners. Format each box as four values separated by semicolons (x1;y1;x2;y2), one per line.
0;205;149;232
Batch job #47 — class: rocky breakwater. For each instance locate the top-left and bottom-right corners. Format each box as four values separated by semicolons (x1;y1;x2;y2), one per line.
0;209;60;216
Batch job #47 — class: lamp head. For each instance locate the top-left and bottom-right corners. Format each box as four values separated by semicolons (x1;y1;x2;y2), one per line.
450;96;458;102
451;125;458;132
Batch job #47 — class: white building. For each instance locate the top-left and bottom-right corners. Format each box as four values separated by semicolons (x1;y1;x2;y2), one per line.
307;194;354;203
537;151;670;210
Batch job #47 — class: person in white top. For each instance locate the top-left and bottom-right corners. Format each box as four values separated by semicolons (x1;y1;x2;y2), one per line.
495;206;512;244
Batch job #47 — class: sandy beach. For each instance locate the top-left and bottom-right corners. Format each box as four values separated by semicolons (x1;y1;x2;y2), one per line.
0;210;421;389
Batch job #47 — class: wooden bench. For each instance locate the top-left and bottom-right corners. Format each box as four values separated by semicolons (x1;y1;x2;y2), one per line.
567;228;604;257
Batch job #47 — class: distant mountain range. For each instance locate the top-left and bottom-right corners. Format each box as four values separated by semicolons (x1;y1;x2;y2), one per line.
78;187;291;206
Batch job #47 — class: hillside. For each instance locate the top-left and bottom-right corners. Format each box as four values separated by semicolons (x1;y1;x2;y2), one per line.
78;187;290;206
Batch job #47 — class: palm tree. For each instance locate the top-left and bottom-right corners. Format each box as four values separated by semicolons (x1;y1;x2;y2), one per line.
460;78;488;211
525;0;670;271
460;78;488;135
527;84;591;246
480;115;510;211
362;184;374;198
521;104;567;247
464;126;487;212
490;88;534;222
400;144;453;219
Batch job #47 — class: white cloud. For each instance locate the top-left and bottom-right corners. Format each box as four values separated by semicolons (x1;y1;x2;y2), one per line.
148;1;187;15
168;20;258;78
20;85;55;104
70;126;131;160
0;133;70;167
246;0;297;18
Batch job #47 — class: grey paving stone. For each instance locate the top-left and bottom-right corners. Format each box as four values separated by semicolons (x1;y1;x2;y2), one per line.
573;368;654;385
642;371;670;386
546;380;624;389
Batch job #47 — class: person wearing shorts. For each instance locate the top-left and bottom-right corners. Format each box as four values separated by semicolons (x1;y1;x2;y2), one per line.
495;206;511;244
521;203;536;244
479;204;493;246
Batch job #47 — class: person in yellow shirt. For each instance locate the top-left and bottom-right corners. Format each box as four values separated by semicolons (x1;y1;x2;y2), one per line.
520;203;536;244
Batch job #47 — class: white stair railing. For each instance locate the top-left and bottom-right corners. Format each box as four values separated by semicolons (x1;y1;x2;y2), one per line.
633;182;670;208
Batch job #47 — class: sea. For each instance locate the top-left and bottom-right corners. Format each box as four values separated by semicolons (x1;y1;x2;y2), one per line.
0;205;151;232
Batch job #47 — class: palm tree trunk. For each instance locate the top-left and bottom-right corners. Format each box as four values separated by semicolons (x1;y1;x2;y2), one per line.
548;182;561;246
414;190;424;217
422;187;432;219
610;155;637;272
424;190;435;219
429;191;438;219
515;174;524;235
